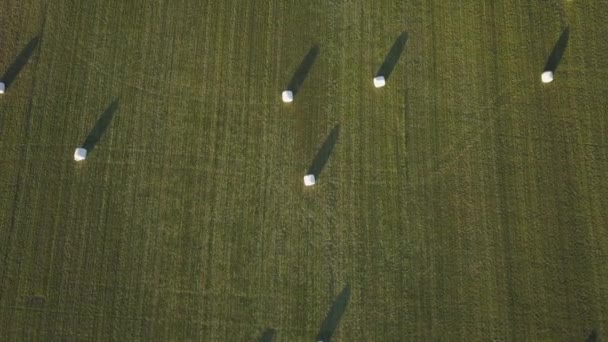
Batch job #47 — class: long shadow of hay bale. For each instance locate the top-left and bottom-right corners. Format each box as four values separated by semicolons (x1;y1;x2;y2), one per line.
259;328;276;342
315;285;351;342
544;26;569;73
82;100;119;153
307;124;340;180
287;45;319;96
586;329;598;342
375;32;408;80
1;36;40;89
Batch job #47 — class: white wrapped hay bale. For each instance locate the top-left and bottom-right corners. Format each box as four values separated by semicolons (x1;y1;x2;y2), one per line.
282;90;293;103
0;82;5;94
373;76;386;88
74;147;87;161
541;71;554;83
303;174;316;186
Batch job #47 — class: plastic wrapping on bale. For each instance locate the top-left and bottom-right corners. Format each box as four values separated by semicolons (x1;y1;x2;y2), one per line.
373;76;386;88
303;174;316;186
282;90;293;103
74;148;87;161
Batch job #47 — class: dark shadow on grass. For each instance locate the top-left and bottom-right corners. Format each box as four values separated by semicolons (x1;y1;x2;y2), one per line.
307;124;340;180
286;45;319;96
1;36;40;89
315;285;351;342
259;328;276;342
586;329;598;342
375;32;408;80
544;26;569;73
81;100;119;152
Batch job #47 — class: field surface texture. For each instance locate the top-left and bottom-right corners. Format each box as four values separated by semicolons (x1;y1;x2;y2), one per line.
1;0;608;340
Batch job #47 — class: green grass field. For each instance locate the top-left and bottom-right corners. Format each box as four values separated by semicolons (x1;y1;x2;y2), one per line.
1;0;608;340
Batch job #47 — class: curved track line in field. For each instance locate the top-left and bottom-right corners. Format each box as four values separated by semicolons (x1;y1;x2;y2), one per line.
290;86;513;230
412;89;506;171
391;75;608;217
62;54;541;198
326;86;511;220
41;6;608;221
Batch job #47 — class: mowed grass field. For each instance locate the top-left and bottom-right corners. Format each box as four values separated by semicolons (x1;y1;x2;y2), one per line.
1;0;608;340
